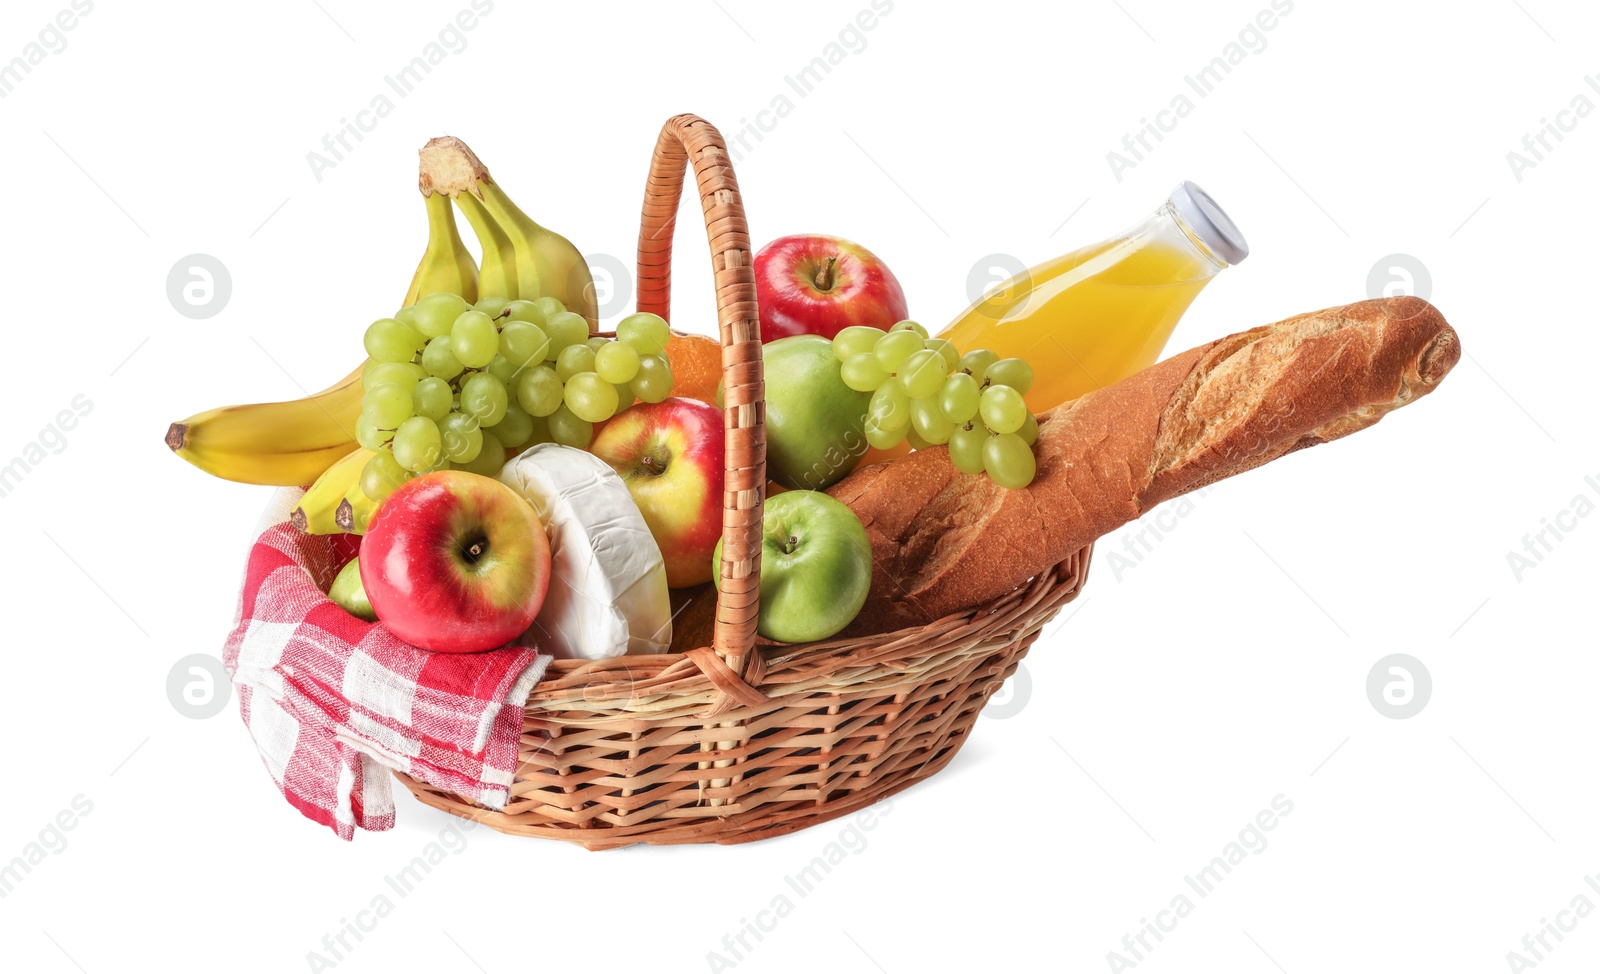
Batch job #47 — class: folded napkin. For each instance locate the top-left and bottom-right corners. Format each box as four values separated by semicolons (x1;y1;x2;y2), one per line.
222;489;549;840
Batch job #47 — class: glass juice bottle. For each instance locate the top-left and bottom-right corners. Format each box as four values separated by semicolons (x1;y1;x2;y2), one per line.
938;181;1249;413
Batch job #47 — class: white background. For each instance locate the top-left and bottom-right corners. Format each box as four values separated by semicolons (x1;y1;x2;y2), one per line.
0;1;1594;971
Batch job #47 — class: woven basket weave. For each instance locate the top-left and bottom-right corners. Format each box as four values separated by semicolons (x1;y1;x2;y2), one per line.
397;114;1092;849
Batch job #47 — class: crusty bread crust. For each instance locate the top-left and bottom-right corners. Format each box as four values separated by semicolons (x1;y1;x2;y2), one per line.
828;296;1460;634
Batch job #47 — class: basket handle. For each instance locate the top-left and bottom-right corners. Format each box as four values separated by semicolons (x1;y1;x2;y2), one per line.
636;114;766;694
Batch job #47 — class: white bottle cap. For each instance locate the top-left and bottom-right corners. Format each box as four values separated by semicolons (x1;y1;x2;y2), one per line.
1170;181;1249;265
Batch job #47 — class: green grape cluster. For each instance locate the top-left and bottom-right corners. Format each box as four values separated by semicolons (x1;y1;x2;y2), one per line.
833;320;1039;489
355;295;674;502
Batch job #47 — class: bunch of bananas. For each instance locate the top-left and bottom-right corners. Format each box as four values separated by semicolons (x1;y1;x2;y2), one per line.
165;137;597;535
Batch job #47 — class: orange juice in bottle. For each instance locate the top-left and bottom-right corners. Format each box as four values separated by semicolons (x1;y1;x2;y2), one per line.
939;182;1248;413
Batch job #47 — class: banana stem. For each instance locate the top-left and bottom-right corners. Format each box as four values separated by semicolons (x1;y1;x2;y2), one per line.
418;136;489;197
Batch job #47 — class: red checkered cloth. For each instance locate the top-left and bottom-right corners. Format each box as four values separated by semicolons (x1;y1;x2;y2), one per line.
221;491;549;840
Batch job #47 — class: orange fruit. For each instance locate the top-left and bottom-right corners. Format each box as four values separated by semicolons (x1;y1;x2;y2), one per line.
664;331;723;406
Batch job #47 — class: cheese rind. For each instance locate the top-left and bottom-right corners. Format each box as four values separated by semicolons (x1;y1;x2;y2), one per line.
499;444;671;659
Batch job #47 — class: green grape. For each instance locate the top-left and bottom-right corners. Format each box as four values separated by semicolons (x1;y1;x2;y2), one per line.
983;432;1036;489
392;416;443;472
450;310;499;369
863;416;907;451
488;402;534;449
500;321;550;369
869;383;911;431
459;372;509;426
938;372;981;423
565;371;619;423
889;320;930;339
421;335;464;380
924;338;960;371
515;414;550;452
412;376;453;422
631;354;672;403
455;433;505;476
360;451;408;501
957;349;999;381
364;317;425;364
1019;411;1039;446
612;380;635;414
486;354;520;384
841;352;889;392
906;427;931;450
984;357;1034;396
547;404;593;448
531;412;553;445
439;411;483;463
555;343;597;381
585;336;609;352
504;299;547;325
873;329;924;372
355;415;385;452
516;365;564;417
543;311;590;358
363;361;424;391
948;423;987;475
474;296;510;319
413;293;469;338
979;384;1027;435
910;397;954;445
531;296;567;321
394;306;422;332
617;312;670;354
898;349;948;399
833;326;886;362
595;340;641;383
362;382;414;429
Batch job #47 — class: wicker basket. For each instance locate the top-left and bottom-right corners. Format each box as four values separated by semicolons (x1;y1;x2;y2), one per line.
396;114;1092;849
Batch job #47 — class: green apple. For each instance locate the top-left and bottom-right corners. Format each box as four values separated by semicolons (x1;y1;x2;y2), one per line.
329;557;376;621
724;334;870;490
712;490;872;643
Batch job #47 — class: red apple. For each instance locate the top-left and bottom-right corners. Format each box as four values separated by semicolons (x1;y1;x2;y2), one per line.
590;398;724;587
360;470;551;653
754;234;909;341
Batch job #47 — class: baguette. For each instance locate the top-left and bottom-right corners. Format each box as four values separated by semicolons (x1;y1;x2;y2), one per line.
827;296;1460;634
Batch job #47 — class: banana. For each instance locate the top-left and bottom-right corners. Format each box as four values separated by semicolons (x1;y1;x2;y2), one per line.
453;188;518;302
167;143;501;489
166;367;363;486
418;136;598;329
478;178;597;328
404;190;479;306
171;176;461;488
291;447;373;533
